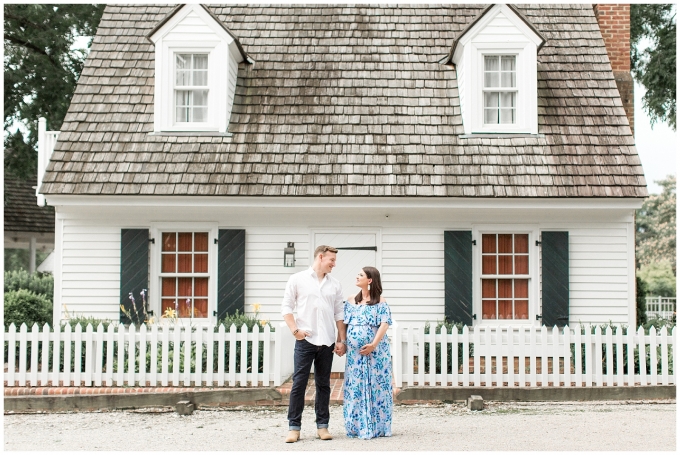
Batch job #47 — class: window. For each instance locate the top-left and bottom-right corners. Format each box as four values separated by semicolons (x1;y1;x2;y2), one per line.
481;233;529;320
160;232;209;319
175;53;209;123
483;55;517;125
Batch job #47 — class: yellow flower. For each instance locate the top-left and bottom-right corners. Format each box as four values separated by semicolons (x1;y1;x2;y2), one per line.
260;319;268;327
162;308;177;319
251;303;262;313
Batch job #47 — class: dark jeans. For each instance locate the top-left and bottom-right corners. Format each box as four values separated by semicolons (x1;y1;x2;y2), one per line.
287;339;335;430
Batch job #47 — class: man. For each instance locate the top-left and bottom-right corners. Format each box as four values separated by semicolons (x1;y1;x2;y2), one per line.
281;245;347;443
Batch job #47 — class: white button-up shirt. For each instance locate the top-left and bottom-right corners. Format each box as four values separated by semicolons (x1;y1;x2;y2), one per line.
281;267;345;347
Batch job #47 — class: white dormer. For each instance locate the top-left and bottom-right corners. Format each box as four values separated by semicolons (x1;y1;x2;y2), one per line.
446;4;546;135
147;4;249;133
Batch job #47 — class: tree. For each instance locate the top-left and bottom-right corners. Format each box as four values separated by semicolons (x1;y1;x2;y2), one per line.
637;261;676;297
630;4;676;130
4;4;105;180
636;175;676;273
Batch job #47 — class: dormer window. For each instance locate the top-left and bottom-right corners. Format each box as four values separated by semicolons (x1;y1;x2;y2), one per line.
147;4;250;134
446;4;546;135
483;55;517;125
175;53;209;123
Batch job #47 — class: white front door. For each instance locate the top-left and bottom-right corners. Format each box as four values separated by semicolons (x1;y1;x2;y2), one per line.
314;232;378;372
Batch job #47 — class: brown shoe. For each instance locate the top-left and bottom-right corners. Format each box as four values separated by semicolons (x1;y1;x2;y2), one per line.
285;430;300;443
317;428;333;440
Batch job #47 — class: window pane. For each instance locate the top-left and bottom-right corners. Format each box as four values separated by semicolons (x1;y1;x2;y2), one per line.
179;299;193;318
193;54;208;70
194;299;208;318
193;90;208;107
515;300;529;319
498;234;513;253
193;107;207;123
178;233;192;251
176;107;189;123
482;255;497;275
482;234;496;253
176;70;190;86
482;279;496;298
176;90;190;106
501;71;516;88
482;300;496;319
161;278;176;297
162;299;176;315
498;256;513;274
194;278;208;297
194;254;208;273
515;255;529;275
484;92;499;108
162;233;176;252
176;54;190;70
514;279;528;298
498;300;513;319
500;92;515;108
484;71;499;88
178;277;192;296
194;233;208;251
484;55;499;71
193;70;208;86
484;109;498;124
501;55;515;71
177;254;192;273
161;254;176;273
500;109;515;124
514;234;529;253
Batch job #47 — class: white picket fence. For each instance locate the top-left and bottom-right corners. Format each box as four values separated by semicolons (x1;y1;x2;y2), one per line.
646;296;676;321
4;322;295;388
390;323;677;387
5;321;677;389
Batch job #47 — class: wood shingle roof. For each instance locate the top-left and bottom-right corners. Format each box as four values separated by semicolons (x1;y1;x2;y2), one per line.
41;4;648;198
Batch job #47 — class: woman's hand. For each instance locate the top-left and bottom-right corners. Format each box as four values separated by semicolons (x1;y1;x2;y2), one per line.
359;342;377;356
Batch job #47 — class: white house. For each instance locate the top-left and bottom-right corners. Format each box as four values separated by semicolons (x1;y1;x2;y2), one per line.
39;4;646;330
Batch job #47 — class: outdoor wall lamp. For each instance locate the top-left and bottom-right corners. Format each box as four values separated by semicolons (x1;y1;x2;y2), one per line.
284;242;295;267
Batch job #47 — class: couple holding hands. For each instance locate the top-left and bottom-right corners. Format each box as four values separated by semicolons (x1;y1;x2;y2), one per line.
281;245;393;442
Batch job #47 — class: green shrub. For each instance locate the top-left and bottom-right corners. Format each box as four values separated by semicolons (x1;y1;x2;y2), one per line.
216;309;273;332
423;320;474;375
4;270;54;301
4;289;52;330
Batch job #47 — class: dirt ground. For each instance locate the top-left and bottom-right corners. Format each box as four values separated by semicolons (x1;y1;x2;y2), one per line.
4;400;676;451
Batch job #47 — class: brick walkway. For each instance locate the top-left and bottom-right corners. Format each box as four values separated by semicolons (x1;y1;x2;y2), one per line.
4;375;406;405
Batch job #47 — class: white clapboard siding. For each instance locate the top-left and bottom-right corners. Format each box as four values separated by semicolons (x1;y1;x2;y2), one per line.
165;10;220;40
565;227;630;324
4;322;292;388
60;221;120;320
382;229;444;323
244;229;310;321
471;10;527;43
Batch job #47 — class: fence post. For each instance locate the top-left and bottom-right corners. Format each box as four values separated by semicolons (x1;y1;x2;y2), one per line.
138;324;147;387
30;323;40;386
228;324;237;386
462;325;470;387
626;325;635;386
150;324;158;387
182;324;192;386
94;323;104;387
18;323;28;387
84;323;94;387
563;325;571;388
128;324;136;386
106;324;114;387
116;323;125;386
63;323;72;387
6;324;16;386
263;325;271;386
518;325;526;387
442;325;450;387
615;325;624;386
660;326;669;385
638;326;647;385
41;323;50;386
650;326;658;385
391;322;402;388
194;325;203;387
252;324;260;387
672;327;677;385
206;325;214;387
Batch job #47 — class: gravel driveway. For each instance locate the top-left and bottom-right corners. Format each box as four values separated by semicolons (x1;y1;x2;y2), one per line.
4;400;676;451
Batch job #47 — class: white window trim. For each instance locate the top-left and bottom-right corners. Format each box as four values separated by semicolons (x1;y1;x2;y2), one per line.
149;223;219;326
157;41;225;132
470;42;537;134
149;4;240;134
472;225;540;326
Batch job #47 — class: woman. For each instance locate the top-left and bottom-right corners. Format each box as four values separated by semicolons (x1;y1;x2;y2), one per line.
342;266;393;439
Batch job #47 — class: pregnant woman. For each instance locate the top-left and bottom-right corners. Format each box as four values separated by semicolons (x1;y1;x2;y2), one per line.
342;266;393;439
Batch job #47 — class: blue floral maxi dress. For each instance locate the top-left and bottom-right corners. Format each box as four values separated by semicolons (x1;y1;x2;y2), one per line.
343;301;393;439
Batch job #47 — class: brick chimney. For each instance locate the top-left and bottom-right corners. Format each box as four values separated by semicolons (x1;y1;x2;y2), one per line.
593;4;634;135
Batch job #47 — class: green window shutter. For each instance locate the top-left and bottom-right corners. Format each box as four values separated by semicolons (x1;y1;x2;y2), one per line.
541;231;569;327
444;231;474;325
217;229;245;320
120;229;149;324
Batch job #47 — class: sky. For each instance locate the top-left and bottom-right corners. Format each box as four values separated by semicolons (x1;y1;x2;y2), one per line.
633;81;677;195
